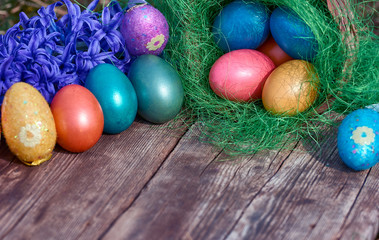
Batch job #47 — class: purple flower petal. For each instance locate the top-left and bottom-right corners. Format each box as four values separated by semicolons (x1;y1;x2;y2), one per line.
0;0;131;106
127;0;149;9
85;0;100;13
107;12;123;30
102;7;110;26
108;1;123;17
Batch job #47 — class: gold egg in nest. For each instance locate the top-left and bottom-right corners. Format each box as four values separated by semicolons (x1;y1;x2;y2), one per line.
262;60;319;116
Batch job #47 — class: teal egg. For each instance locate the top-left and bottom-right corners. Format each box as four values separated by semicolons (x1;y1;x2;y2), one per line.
85;64;137;134
128;55;184;124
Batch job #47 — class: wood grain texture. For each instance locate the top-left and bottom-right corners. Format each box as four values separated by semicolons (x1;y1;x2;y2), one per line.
0;119;188;240
226;128;376;240
337;166;379;240
0;121;377;240
102;125;378;240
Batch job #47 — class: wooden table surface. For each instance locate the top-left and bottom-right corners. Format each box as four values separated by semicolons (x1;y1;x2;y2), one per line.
0;118;378;240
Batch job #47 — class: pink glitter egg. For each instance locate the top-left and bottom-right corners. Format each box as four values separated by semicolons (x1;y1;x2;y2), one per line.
120;4;169;56
209;49;275;102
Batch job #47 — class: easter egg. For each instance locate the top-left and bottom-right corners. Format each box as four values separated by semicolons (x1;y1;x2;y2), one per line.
128;55;184;124
337;109;379;171
51;85;104;153
257;35;294;66
212;0;270;52
367;103;379;112
1;82;56;166
262;60;319;116
209;49;275;102
120;3;169;56
270;6;318;61
85;63;138;134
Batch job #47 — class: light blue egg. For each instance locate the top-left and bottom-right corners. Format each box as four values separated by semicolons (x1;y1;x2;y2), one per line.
337;109;379;171
85;64;138;134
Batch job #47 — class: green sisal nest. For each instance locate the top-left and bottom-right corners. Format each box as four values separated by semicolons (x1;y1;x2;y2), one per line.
136;0;378;154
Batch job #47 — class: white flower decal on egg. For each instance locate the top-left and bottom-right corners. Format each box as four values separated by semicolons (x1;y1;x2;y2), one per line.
19;123;42;148
351;126;375;145
146;34;165;51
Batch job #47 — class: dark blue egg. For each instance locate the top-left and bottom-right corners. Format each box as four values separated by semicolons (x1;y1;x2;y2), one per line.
85;64;138;134
128;55;184;124
337;109;379;171
212;0;270;52
270;6;318;61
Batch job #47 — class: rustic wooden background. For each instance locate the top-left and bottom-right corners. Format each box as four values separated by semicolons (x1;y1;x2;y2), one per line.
0;117;378;239
0;0;378;239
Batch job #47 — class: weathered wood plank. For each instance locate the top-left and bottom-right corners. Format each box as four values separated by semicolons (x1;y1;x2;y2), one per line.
101;125;378;240
337;166;379;240
101;124;297;240
0;121;377;239
0;119;188;240
0;139;15;172
226;128;377;240
228;136;377;239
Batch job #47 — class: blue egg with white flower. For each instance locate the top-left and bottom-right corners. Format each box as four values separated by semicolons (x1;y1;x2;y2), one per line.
212;0;270;52
337;108;379;171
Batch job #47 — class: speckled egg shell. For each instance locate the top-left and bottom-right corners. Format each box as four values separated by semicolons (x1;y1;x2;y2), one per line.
1;82;57;166
262;60;319;116
212;0;270;52
337;108;379;171
120;4;169;56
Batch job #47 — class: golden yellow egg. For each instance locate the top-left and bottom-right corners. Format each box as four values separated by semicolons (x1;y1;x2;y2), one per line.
1;82;57;166
262;60;319;116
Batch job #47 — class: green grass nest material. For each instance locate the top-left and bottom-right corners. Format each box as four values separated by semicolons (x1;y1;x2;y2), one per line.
146;0;378;155
6;0;376;155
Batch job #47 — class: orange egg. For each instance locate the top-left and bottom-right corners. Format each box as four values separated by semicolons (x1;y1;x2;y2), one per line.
257;36;293;66
51;84;104;153
262;60;319;116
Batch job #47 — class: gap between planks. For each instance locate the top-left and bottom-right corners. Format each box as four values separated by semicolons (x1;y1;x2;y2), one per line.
100;125;377;240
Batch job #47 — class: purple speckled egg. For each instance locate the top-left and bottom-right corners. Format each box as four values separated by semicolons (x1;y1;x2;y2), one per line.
120;4;169;56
